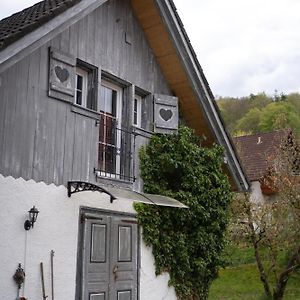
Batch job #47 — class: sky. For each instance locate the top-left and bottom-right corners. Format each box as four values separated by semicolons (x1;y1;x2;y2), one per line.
1;0;300;98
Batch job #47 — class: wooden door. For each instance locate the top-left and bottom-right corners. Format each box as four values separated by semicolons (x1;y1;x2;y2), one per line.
82;214;138;300
110;217;138;300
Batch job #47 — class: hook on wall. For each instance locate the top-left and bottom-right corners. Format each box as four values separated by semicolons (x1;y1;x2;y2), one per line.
13;263;25;290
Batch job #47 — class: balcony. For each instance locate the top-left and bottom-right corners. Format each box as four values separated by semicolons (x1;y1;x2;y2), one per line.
95;112;135;182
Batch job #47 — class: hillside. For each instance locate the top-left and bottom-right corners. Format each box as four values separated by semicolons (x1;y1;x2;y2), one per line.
217;92;300;138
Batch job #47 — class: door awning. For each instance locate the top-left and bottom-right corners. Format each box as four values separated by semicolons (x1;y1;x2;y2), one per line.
67;181;188;208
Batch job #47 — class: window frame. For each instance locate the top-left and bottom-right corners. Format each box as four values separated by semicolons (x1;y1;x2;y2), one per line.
75;67;88;108
74;59;98;111
132;94;142;128
98;79;123;179
100;80;123;123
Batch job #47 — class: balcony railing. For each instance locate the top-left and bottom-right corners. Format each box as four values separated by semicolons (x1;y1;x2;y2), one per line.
96;112;135;182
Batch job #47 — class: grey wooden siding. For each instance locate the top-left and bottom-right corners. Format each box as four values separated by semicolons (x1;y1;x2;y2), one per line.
0;0;171;186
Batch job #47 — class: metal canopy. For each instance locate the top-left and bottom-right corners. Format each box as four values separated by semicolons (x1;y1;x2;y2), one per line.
67;181;116;203
67;181;188;208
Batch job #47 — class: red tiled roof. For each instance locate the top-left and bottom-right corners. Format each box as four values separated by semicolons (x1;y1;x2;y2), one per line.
233;130;291;181
0;0;80;50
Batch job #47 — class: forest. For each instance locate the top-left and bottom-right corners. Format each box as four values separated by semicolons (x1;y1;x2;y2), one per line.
217;92;300;139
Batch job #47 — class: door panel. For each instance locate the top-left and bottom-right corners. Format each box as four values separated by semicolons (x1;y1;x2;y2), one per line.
117;291;131;300
90;293;106;300
118;226;132;262
82;216;110;300
110;217;138;300
91;224;107;262
82;214;138;300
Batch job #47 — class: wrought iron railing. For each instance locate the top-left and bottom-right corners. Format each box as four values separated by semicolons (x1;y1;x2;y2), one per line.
95;112;135;182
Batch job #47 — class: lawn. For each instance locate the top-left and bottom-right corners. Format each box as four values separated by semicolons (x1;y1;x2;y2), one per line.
208;246;300;300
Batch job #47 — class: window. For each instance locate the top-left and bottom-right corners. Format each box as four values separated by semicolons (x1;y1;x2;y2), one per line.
74;59;98;111
133;95;142;127
75;67;88;107
96;77;143;182
98;80;123;177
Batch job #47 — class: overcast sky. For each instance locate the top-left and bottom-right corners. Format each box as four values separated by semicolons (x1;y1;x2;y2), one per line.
1;0;300;97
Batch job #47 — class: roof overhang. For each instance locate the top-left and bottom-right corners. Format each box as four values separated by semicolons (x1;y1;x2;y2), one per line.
131;0;249;192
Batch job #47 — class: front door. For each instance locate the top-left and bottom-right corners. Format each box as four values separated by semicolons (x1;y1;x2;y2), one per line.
81;213;138;300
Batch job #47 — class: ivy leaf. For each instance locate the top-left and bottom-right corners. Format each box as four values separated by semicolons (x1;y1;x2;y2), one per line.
135;126;232;300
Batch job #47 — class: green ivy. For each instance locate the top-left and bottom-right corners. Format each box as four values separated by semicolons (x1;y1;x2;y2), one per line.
134;126;233;300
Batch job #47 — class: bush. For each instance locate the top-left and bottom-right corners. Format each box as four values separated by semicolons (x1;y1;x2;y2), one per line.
135;126;233;299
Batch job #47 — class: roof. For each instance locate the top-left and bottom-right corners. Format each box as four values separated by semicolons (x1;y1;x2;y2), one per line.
0;0;80;50
0;0;249;192
233;130;291;182
168;0;214;101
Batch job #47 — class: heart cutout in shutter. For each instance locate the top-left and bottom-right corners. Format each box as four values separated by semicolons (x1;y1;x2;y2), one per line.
55;66;69;83
159;108;173;121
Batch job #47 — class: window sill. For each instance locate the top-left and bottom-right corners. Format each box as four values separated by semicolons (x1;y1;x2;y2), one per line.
132;126;153;139
71;104;100;120
95;173;134;190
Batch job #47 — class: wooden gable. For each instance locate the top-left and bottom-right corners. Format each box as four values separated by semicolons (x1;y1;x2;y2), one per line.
131;0;213;142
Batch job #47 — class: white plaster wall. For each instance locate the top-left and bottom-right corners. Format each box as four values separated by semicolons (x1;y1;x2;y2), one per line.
140;241;177;300
250;181;278;204
0;174;176;300
250;181;265;204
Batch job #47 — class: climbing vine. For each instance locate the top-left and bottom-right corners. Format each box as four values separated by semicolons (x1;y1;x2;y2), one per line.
134;126;233;299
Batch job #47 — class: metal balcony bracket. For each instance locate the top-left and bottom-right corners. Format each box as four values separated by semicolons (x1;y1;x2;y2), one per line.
67;181;117;203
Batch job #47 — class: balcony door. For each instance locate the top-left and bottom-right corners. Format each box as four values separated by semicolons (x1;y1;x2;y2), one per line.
81;214;138;300
99;81;122;177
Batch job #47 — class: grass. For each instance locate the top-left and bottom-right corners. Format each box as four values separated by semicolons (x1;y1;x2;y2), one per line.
209;264;267;300
208;244;300;300
222;243;256;266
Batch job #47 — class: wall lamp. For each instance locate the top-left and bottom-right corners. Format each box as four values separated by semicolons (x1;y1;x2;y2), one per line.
24;206;39;230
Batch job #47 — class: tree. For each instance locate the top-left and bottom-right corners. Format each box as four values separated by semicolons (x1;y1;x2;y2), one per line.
218;97;250;133
273;90;287;102
135;126;233;300
234;107;262;135
249;92;272;109
259;102;300;134
230;137;300;300
216;92;300;139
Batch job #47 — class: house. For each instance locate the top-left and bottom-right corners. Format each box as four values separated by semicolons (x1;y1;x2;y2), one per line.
233;129;297;203
0;0;249;299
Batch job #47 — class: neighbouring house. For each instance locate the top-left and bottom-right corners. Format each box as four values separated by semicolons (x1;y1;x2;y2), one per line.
233;129;298;204
0;1;249;299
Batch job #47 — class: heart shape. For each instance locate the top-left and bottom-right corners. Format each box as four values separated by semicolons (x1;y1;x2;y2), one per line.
159;108;173;121
54;66;69;83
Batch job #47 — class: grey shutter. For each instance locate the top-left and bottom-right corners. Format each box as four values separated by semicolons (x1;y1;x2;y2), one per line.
120;86;134;180
110;217;138;300
87;67;98;111
48;47;76;102
154;94;178;134
82;216;110;300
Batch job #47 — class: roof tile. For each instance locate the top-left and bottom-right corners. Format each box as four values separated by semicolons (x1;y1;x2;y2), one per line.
233;130;291;181
0;0;80;50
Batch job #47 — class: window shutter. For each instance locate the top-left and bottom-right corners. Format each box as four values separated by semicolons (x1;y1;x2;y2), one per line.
87;68;98;110
154;94;178;133
48;47;76;102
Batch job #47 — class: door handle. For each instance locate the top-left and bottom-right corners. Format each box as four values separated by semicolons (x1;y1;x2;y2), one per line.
113;265;118;281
